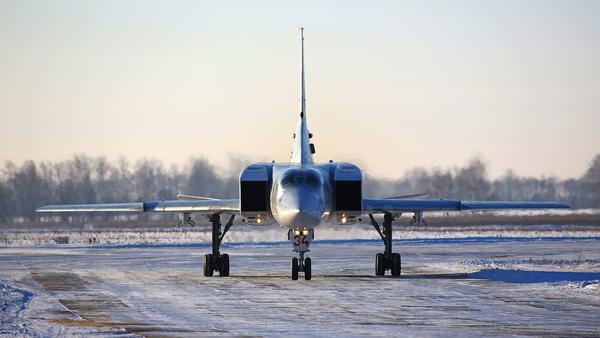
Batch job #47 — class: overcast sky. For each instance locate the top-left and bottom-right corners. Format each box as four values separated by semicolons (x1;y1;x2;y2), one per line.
0;0;598;179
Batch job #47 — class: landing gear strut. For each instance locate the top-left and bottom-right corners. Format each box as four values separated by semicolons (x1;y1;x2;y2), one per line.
289;228;314;280
203;213;235;277
182;212;195;226
369;212;401;276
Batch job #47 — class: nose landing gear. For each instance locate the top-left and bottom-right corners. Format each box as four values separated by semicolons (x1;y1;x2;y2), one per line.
369;212;402;276
292;252;311;280
289;228;314;280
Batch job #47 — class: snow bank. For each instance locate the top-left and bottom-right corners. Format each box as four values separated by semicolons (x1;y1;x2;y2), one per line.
0;281;34;336
458;258;600;291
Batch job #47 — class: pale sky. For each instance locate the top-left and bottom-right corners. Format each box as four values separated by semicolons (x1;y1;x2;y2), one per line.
0;0;598;179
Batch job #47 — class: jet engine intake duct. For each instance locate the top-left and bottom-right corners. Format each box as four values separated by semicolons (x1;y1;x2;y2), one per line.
240;164;274;225
332;163;362;224
335;180;361;210
241;181;267;211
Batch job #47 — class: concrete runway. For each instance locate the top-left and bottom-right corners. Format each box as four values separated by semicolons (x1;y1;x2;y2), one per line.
1;238;600;337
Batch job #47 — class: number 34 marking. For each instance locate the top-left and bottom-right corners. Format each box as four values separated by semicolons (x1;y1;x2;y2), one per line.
293;235;310;246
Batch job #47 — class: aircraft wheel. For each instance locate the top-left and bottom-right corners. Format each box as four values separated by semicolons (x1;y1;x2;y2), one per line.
391;253;401;277
219;253;230;277
292;257;299;280
375;253;385;276
204;254;214;277
304;257;312;280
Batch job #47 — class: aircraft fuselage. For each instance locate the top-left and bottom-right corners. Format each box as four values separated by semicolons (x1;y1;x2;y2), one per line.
271;165;331;228
239;162;363;229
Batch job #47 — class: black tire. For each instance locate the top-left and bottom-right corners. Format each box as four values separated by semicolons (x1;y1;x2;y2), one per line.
375;253;385;276
219;253;230;277
391;253;401;277
292;257;299;280
304;257;312;280
204;254;213;277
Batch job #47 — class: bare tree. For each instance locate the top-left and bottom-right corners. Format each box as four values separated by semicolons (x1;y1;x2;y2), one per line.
582;154;600;207
185;157;221;197
453;157;491;200
0;181;12;222
8;161;51;220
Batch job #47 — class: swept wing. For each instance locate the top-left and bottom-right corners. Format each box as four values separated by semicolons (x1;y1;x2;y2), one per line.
36;199;240;214
363;198;569;214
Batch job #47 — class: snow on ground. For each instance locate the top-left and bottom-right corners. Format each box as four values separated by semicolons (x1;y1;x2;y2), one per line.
2;223;600;246
1;237;600;337
0;279;125;337
0;281;33;337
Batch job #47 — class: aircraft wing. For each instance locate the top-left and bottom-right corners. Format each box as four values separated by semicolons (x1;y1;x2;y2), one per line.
36;199;240;214
362;198;569;214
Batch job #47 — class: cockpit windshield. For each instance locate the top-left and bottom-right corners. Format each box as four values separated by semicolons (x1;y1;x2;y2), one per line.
280;169;322;188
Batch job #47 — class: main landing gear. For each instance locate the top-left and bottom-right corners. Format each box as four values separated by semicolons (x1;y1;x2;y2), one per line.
203;213;235;277
289;228;314;280
408;210;427;226
369;212;401;277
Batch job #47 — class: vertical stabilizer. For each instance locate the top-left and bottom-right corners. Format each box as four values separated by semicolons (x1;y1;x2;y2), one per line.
291;27;314;165
300;27;307;127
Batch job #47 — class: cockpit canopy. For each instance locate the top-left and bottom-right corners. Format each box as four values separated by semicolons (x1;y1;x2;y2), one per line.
279;168;323;188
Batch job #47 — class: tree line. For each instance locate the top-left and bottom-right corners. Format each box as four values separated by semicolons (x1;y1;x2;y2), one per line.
0;154;598;222
363;155;600;209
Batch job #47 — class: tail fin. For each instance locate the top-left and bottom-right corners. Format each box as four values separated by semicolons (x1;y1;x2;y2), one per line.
300;27;307;126
290;27;315;165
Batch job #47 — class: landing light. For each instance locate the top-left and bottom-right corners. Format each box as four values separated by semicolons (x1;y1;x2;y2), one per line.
341;214;347;224
302;228;309;236
256;215;262;224
293;229;301;236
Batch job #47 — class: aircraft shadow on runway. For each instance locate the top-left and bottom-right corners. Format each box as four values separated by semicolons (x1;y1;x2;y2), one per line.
232;269;600;284
231;273;466;280
466;268;600;284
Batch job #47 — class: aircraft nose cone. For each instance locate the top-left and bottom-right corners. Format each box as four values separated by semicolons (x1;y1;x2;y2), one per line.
287;208;321;226
275;187;323;227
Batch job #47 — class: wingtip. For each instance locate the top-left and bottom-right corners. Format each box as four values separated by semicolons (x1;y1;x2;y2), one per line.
36;205;56;212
